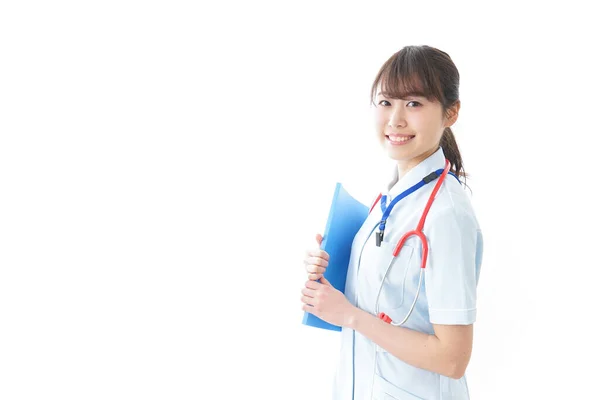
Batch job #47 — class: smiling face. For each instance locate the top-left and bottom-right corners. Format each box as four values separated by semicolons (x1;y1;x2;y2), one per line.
374;82;460;175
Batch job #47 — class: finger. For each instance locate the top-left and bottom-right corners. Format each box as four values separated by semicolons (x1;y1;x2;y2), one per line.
320;276;332;286
302;304;315;314
308;273;323;281
305;280;321;289
304;257;328;268
316;233;323;245
305;249;330;262
301;287;317;297
305;264;326;274
300;295;316;306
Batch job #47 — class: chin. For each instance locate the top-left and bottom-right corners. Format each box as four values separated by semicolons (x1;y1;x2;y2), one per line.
385;148;413;162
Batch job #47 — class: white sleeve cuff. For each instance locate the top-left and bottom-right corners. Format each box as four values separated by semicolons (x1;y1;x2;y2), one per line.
429;307;477;325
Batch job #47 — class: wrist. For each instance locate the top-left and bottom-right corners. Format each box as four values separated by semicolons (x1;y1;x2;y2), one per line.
343;306;362;329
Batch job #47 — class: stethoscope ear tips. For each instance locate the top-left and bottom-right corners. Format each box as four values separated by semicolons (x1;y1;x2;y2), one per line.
378;312;392;324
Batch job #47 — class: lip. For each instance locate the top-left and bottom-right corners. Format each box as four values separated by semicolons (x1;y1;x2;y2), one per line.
386;133;415;146
387;133;415;138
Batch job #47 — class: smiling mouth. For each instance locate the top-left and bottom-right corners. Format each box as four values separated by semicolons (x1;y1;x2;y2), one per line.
386;135;415;145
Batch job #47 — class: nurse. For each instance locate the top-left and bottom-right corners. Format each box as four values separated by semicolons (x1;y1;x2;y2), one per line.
301;45;484;400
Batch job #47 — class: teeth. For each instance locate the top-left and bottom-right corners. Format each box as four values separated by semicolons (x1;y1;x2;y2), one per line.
389;136;413;142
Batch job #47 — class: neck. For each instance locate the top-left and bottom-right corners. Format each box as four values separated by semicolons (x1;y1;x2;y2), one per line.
397;147;439;179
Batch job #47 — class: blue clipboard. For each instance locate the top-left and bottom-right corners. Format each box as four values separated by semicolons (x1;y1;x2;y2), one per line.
301;183;369;332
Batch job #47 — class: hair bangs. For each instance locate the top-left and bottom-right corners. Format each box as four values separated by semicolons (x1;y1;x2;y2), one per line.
371;48;444;105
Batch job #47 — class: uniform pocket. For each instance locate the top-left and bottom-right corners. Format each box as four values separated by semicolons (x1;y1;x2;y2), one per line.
361;240;415;310
372;374;424;400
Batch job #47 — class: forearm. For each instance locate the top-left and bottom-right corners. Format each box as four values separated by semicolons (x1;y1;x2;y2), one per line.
346;307;464;378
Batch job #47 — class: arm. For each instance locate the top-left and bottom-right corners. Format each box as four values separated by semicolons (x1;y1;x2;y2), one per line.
302;207;482;379
345;309;472;379
347;207;481;379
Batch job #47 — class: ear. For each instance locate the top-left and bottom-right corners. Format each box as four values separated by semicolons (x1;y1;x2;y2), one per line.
444;100;461;128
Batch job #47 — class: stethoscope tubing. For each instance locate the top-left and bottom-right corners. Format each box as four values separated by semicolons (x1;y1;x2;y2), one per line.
370;160;451;325
351;160;452;400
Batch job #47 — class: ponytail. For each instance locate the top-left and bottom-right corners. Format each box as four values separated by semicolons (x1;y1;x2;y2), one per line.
440;127;467;184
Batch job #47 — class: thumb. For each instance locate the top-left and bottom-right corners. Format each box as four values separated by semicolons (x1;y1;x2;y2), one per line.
316;233;323;246
320;276;332;287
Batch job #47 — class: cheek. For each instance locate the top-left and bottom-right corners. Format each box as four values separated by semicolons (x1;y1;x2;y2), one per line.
374;112;387;130
414;115;443;140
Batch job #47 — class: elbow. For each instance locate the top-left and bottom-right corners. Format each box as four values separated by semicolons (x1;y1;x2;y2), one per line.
446;359;468;380
448;367;466;380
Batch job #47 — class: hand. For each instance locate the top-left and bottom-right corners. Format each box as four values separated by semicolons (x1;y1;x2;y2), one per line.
303;233;329;281
301;277;355;328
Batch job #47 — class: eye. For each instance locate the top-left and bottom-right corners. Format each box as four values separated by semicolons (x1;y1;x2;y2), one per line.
407;101;422;107
378;100;391;106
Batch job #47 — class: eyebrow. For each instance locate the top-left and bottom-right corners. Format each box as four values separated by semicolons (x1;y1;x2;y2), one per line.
377;91;424;98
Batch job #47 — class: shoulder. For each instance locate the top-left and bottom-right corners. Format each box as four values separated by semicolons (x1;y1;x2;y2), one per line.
426;178;481;234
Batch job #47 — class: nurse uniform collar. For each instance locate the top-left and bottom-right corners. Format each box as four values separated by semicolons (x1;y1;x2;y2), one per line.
374;163;459;247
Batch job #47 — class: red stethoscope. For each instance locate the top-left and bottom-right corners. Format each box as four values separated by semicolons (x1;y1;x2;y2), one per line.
366;159;453;326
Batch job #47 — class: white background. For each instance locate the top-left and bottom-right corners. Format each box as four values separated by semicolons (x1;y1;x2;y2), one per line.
1;1;599;399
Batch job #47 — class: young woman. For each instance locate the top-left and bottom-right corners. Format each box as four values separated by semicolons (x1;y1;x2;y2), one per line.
301;45;484;399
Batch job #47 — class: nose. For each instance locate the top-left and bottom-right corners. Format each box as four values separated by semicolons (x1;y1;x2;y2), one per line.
387;106;407;128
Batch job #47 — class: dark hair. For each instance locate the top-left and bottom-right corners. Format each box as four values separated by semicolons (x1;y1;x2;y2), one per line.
370;45;467;183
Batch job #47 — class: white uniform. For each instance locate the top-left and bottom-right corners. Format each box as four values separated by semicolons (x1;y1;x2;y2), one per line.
332;147;484;400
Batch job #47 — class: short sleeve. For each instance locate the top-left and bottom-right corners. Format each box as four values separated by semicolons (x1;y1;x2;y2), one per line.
424;207;483;325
